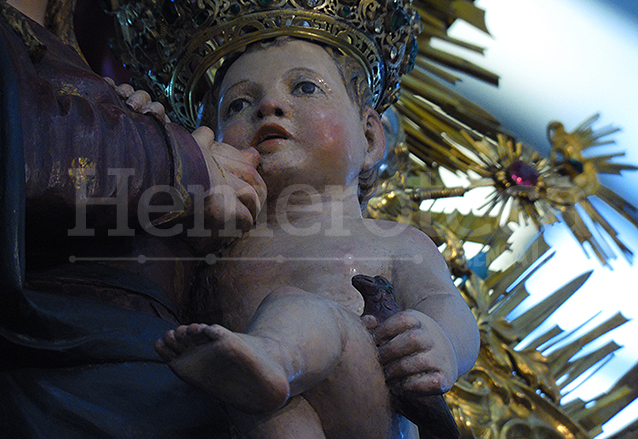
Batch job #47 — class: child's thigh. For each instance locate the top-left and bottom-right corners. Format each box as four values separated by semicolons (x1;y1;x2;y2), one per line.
230;396;326;439
303;307;396;439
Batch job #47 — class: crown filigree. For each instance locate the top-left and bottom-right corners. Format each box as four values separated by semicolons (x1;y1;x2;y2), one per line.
113;0;422;128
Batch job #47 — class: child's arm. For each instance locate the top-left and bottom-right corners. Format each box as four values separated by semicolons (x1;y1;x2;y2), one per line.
366;227;479;396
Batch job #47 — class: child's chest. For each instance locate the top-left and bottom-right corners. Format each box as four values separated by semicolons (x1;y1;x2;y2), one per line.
214;232;396;327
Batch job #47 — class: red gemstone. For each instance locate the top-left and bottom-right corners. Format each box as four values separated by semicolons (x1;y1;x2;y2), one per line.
506;160;539;187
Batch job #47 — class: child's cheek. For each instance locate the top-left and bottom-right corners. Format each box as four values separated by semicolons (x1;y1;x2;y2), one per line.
218;122;250;150
309;108;348;149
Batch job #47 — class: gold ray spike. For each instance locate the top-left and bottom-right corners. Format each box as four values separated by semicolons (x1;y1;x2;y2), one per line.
574;363;638;436
596;186;638;227
546;313;629;379
509;272;593;337
417;45;500;85
447;261;594;437
574;386;636;437
557;341;621;392
449;0;490;33
395;112;635;265
363;3;638;437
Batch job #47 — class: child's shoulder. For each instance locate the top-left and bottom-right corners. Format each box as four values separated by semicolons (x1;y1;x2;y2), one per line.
359;218;439;250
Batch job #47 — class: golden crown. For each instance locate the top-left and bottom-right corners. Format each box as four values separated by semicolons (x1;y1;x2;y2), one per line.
113;0;422;128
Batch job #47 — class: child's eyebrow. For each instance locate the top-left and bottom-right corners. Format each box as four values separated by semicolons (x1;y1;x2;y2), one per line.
220;79;253;99
285;67;332;91
286;67;318;76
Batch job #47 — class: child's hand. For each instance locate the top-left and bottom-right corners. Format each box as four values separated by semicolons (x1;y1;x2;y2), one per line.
365;309;459;397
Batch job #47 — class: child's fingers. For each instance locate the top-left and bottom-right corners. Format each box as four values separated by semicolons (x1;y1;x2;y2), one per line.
377;328;430;364
361;314;378;331
394;371;450;395
371;310;422;345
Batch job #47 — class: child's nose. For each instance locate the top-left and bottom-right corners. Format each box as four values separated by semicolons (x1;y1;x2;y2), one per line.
254;95;290;120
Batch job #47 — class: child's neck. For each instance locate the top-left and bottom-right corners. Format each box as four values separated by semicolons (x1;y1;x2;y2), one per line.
262;184;364;232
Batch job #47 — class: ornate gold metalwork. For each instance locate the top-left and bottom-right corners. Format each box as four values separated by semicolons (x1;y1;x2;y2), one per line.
369;143;636;439
113;0;422;127
390;115;637;266
106;0;638;436
368;109;637;439
444;236;632;439
547;114;638;263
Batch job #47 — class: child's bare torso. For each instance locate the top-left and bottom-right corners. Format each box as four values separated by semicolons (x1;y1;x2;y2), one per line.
212;218;408;331
208;218;420;438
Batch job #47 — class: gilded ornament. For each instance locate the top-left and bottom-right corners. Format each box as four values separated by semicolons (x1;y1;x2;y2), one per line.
112;0;422;127
107;0;638;436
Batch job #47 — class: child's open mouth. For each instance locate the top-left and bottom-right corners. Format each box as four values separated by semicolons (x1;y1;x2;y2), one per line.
251;124;291;149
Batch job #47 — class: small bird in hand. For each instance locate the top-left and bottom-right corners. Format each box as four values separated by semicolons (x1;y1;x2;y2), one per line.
352;274;460;439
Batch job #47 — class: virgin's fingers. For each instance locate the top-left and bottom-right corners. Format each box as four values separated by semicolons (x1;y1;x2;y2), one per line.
210;142;261;169
114;83;134;99
192;126;216;150
361;314;378;332
251;175;267;215
141;101;167;120
205;185;255;233
126;90;152;111
211;148;266;207
225;171;263;222
236;183;261;225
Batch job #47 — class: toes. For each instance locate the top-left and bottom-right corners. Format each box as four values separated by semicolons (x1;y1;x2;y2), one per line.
157;324;221;362
155;337;178;361
186;323;213;345
160;329;183;353
174;324;210;348
201;323;228;341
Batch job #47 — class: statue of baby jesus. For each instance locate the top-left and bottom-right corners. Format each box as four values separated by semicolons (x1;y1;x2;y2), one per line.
156;37;479;439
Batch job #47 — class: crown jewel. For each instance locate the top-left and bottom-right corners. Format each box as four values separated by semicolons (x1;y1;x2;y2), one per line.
114;0;422;128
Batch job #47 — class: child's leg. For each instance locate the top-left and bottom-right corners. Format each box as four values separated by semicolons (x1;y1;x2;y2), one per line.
228;396;327;439
237;299;400;439
155;286;347;414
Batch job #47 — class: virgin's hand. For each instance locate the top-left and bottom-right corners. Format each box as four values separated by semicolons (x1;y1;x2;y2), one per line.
369;309;458;396
105;77;171;123
192;126;266;234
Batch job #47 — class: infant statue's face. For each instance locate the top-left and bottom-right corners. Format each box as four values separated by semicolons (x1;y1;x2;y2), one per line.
216;39;372;196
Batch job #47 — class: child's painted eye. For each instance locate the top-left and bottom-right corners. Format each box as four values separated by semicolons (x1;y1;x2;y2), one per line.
293;81;322;96
226;98;249;117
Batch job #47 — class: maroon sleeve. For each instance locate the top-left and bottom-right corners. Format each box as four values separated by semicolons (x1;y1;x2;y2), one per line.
2;17;210;232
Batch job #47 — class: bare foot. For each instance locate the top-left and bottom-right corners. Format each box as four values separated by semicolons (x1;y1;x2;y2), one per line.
156;323;291;414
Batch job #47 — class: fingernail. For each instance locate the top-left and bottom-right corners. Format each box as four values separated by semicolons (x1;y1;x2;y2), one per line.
115;83;134;98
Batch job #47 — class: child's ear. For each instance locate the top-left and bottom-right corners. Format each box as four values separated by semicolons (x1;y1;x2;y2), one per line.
362;107;386;168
